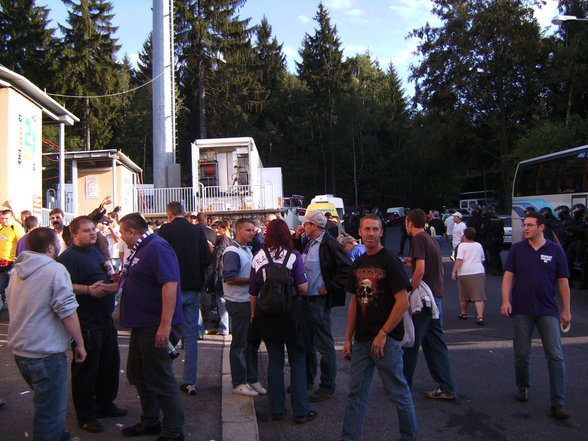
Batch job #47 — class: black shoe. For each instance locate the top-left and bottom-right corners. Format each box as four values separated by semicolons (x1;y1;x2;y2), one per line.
122;422;162;437
294;410;318;424
78;420;104;433
271;412;286;421
551;404;569;420
97;405;128;418
309;389;334;402
155;434;184;441
516;388;529;402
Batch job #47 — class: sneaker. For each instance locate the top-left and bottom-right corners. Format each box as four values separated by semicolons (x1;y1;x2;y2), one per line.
122;422;162;437
424;387;455;400
232;383;259;397
180;383;197;396
294;410;318;424
516;387;529;402
309;388;334;402
248;381;267;395
551;404;569;420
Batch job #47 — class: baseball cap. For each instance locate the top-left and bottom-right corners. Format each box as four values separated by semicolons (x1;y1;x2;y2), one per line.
453;212;462;218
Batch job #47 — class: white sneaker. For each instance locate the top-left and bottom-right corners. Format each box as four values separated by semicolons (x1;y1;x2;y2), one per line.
232;383;259;397
249;381;267;395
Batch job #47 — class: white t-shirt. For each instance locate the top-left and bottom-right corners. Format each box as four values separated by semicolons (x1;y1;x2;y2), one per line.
456;241;485;275
452;222;467;248
444;216;455;235
118;238;130;263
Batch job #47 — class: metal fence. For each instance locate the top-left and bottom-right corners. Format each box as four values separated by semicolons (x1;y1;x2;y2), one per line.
133;184;276;215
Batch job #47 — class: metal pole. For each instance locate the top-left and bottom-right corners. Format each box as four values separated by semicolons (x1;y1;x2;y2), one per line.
59;122;65;210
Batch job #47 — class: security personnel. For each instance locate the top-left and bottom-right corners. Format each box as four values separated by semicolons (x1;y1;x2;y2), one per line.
554;205;571;246
564;204;586;288
479;206;504;275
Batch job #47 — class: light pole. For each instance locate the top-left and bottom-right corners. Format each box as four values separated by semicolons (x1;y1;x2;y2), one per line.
551;15;588;128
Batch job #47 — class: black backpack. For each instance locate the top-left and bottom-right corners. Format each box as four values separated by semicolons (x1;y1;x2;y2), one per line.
257;248;293;315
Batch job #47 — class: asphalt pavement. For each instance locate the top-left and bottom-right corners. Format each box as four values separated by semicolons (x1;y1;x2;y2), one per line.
1;227;588;441
254;227;588;441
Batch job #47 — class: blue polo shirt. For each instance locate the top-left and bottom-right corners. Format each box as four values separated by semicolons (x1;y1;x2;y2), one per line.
120;234;183;328
504;239;568;317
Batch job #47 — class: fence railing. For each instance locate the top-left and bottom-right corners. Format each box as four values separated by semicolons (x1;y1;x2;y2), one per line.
40;208;76;227
133;184;277;215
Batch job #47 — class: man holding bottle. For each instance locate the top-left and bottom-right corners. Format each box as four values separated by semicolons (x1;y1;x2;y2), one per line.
118;213;185;441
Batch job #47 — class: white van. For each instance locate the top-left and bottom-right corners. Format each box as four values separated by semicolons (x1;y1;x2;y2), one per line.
309;194;345;219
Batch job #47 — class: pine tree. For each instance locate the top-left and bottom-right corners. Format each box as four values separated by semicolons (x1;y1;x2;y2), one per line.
0;0;58;88
56;0;122;150
297;2;348;194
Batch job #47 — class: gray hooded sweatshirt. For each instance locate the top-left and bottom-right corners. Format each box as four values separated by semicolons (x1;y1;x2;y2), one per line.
7;251;79;358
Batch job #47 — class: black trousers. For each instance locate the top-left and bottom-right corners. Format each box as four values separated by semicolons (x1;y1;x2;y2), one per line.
71;322;120;423
127;324;184;438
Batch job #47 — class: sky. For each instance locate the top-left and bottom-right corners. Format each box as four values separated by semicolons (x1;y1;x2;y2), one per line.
42;0;561;98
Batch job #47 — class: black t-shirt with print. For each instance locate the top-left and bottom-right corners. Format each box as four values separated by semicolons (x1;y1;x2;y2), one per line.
345;248;411;342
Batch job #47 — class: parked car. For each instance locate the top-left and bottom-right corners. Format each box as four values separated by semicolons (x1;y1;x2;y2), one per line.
498;215;512;246
386;207;406;226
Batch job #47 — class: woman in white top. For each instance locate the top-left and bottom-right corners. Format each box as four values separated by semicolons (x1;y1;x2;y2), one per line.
451;227;486;325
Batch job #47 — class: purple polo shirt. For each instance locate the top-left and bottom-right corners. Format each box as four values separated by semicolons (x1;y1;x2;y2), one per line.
120;234;184;328
504;239;568;317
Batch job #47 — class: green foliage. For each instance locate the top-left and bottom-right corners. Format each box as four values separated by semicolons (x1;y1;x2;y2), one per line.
0;0;58;88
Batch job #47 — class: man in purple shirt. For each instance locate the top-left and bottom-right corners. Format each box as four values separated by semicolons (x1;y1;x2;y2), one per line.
15;216;39;257
118;213;185;441
501;212;571;420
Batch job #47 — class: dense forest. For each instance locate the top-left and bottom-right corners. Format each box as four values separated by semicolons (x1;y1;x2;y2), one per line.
1;0;587;211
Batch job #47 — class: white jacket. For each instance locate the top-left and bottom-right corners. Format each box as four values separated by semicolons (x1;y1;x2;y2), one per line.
409;280;440;319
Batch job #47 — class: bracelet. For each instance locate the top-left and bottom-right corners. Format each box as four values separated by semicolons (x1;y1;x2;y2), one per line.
380;328;389;335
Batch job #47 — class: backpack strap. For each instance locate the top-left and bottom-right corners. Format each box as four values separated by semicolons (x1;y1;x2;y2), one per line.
263;248;275;267
281;249;292;269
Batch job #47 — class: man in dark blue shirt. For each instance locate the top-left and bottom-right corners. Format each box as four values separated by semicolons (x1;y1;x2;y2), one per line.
59;216;125;434
501;212;571;420
119;213;184;441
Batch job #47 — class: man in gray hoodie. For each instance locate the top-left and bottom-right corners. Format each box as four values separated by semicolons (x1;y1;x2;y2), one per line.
7;227;87;441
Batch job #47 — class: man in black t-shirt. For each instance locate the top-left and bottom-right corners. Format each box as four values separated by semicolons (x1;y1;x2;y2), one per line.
59;216;126;433
340;214;418;441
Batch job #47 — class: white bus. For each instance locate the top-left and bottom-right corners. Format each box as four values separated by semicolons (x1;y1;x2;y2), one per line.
511;144;588;242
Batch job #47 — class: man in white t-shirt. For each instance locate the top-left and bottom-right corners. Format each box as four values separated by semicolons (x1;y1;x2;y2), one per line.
451;212;467;258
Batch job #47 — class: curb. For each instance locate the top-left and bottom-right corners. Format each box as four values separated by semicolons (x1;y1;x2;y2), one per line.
221;335;260;441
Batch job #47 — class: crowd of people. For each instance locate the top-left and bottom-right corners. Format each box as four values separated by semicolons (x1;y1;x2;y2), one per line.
0;198;573;441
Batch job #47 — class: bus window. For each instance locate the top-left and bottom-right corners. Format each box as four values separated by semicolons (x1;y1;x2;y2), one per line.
514;164;538;196
537;160;560;195
559;153;587;193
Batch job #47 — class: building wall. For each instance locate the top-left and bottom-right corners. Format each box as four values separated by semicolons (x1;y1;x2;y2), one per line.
76;165;136;216
0;88;43;218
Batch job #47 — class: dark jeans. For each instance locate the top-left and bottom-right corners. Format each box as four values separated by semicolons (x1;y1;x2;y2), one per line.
265;339;309;417
72;323;121;423
226;300;259;387
402;298;457;396
15;353;70;441
127;325;184;438
303;296;337;392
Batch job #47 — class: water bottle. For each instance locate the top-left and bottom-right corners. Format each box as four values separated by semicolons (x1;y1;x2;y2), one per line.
167;341;180;359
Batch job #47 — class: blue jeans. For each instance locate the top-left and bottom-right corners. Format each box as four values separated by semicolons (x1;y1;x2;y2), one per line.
216;296;229;335
181;290;200;385
402;297;457;396
512;314;565;406
15;353;70;441
304;296;337;392
225;300;258;387
0;267;13;309
341;338;418;441
266;339;308;417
